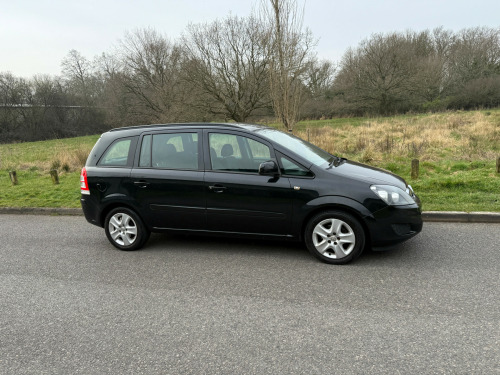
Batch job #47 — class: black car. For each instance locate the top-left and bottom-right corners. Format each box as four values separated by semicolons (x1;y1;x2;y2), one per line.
80;123;422;264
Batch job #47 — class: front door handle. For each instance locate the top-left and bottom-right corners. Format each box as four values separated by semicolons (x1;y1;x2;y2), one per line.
208;185;227;193
134;180;150;188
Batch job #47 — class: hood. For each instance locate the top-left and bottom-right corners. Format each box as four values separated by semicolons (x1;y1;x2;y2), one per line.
325;160;407;189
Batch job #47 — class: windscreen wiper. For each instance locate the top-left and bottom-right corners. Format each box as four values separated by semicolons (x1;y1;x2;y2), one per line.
328;155;346;168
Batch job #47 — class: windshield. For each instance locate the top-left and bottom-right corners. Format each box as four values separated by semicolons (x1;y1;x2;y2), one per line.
255;128;332;166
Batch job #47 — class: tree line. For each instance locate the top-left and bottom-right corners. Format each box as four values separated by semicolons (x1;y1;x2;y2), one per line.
1;1;499;143
334;27;500;116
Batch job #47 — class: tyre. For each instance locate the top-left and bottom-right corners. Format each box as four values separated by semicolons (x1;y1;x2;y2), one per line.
104;207;150;251
304;210;365;264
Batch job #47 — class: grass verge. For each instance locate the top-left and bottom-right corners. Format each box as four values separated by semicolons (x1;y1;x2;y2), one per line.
0;170;82;208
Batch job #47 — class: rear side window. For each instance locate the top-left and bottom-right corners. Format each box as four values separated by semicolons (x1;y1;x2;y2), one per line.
140;132;199;170
98;138;132;167
139;135;152;167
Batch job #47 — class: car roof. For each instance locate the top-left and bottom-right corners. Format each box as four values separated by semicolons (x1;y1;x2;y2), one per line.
106;122;271;136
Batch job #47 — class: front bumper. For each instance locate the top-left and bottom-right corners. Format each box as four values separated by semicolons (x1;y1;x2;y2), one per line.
366;203;423;247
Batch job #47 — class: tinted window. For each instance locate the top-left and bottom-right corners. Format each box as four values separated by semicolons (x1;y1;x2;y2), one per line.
248;138;271;159
255;128;332;166
209;133;271;173
279;154;313;177
139;135;152;167
150;133;198;169
99;139;132;167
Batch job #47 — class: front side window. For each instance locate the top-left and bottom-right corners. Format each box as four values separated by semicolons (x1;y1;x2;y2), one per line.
255;128;332;166
141;132;198;169
209;133;271;173
99;138;132;167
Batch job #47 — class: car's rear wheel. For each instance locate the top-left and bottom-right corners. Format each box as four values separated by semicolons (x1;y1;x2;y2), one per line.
104;208;150;251
305;210;365;264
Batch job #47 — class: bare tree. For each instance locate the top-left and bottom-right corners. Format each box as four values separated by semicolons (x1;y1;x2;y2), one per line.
183;15;271;122
301;59;336;119
0;72;25;141
0;71;99;141
260;0;315;131
119;28;191;123
61;49;102;106
93;52;133;128
334;32;432;115
304;59;335;99
446;27;500;90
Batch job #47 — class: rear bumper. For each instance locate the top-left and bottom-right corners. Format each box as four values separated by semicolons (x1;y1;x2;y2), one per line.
81;195;103;227
366;204;423;247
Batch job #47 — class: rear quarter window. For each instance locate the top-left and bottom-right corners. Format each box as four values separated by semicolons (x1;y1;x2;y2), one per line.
98;138;134;167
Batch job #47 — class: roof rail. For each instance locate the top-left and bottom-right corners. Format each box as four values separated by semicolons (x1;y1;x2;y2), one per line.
108;122;244;132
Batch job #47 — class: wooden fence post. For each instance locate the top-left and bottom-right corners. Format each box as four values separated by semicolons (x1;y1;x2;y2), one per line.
496;156;500;174
411;159;419;179
307;128;310;142
9;171;18;185
50;169;59;185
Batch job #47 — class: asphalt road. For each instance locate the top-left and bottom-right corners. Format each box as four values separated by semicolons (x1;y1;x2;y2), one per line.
0;215;499;375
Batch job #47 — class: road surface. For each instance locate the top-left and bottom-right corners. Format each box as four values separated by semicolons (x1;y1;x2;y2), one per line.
0;215;498;374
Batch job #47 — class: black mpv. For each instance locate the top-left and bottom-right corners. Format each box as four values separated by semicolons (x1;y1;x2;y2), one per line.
81;123;422;264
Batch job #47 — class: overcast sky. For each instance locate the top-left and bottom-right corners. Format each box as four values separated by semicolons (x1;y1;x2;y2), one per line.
1;0;499;78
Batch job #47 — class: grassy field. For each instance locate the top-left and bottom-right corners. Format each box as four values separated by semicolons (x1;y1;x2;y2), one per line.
0;135;99;208
0;110;499;211
295;110;500;212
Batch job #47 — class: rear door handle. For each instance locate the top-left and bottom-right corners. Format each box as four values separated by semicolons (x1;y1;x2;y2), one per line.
134;180;150;188
208;185;227;193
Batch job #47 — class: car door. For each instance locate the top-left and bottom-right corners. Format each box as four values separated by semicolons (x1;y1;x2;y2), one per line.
129;130;206;230
203;130;293;236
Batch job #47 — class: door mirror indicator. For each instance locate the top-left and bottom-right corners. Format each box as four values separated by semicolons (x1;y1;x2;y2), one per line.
259;160;279;176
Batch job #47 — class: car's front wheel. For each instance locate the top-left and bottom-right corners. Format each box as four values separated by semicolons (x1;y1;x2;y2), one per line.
104;208;150;251
305;210;365;264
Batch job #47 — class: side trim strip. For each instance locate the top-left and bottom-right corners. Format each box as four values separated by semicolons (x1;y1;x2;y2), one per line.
150;204;205;213
207;208;286;219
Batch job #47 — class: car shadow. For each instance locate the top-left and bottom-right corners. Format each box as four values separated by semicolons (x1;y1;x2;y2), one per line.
144;232;310;261
359;237;421;264
140;232;417;264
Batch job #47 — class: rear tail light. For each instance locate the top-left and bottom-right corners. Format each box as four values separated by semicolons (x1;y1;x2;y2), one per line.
80;167;90;195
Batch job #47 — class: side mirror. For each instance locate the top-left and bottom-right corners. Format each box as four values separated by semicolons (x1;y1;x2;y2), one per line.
259;160;280;176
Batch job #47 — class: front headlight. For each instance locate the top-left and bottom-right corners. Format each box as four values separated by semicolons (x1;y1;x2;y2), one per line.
370;185;415;206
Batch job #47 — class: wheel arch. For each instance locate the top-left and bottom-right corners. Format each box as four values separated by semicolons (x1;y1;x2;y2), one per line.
298;198;372;246
99;201;144;229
